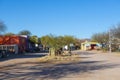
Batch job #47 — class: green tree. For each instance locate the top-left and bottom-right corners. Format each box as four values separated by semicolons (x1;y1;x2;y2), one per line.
63;35;75;46
40;35;51;50
30;35;38;44
38;37;41;44
74;38;81;49
40;34;75;56
4;32;15;36
18;30;31;36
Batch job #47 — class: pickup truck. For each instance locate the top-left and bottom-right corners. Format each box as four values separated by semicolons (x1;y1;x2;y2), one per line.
0;50;9;58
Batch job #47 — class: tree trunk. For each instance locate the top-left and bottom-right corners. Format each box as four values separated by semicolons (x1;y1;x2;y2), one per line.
49;48;56;56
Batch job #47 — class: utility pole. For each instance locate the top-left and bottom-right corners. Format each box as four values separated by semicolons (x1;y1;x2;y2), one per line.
109;30;112;53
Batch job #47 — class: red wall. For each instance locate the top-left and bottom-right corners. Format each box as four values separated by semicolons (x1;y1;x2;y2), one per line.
0;35;27;52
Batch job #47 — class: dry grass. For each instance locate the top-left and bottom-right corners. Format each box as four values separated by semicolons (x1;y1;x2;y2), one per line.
38;54;81;64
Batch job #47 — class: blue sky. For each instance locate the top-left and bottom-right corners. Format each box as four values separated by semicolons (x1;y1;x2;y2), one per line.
0;0;120;39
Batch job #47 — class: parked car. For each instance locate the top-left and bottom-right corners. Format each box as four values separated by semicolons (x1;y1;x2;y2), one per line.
0;50;9;58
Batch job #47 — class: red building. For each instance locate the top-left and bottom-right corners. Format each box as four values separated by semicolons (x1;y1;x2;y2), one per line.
0;35;29;54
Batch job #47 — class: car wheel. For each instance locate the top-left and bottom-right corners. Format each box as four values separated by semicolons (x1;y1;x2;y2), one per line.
2;53;8;58
6;53;9;57
0;53;3;58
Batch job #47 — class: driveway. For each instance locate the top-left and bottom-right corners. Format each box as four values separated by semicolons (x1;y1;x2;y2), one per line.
0;51;120;80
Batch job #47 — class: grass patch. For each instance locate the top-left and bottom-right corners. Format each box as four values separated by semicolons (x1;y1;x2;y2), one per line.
38;54;80;64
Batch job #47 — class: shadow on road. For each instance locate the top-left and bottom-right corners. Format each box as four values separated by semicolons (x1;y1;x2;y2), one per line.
0;50;91;62
0;60;120;80
0;53;47;62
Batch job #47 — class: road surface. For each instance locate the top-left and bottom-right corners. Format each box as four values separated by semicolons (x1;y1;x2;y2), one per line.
0;51;120;80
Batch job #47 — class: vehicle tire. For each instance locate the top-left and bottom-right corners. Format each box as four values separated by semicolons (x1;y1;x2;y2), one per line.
0;53;3;58
6;53;9;57
2;53;9;58
2;53;6;58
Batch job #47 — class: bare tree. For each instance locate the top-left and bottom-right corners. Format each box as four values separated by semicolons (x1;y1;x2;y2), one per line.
91;32;109;51
109;24;120;51
110;24;120;39
91;32;109;44
0;21;7;34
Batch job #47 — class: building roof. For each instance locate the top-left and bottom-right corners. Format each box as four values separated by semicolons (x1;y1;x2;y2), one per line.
81;41;99;45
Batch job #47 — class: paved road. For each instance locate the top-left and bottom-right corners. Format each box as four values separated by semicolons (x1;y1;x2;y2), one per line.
0;51;120;80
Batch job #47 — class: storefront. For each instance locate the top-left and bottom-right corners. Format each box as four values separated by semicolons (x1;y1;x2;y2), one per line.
81;41;101;50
